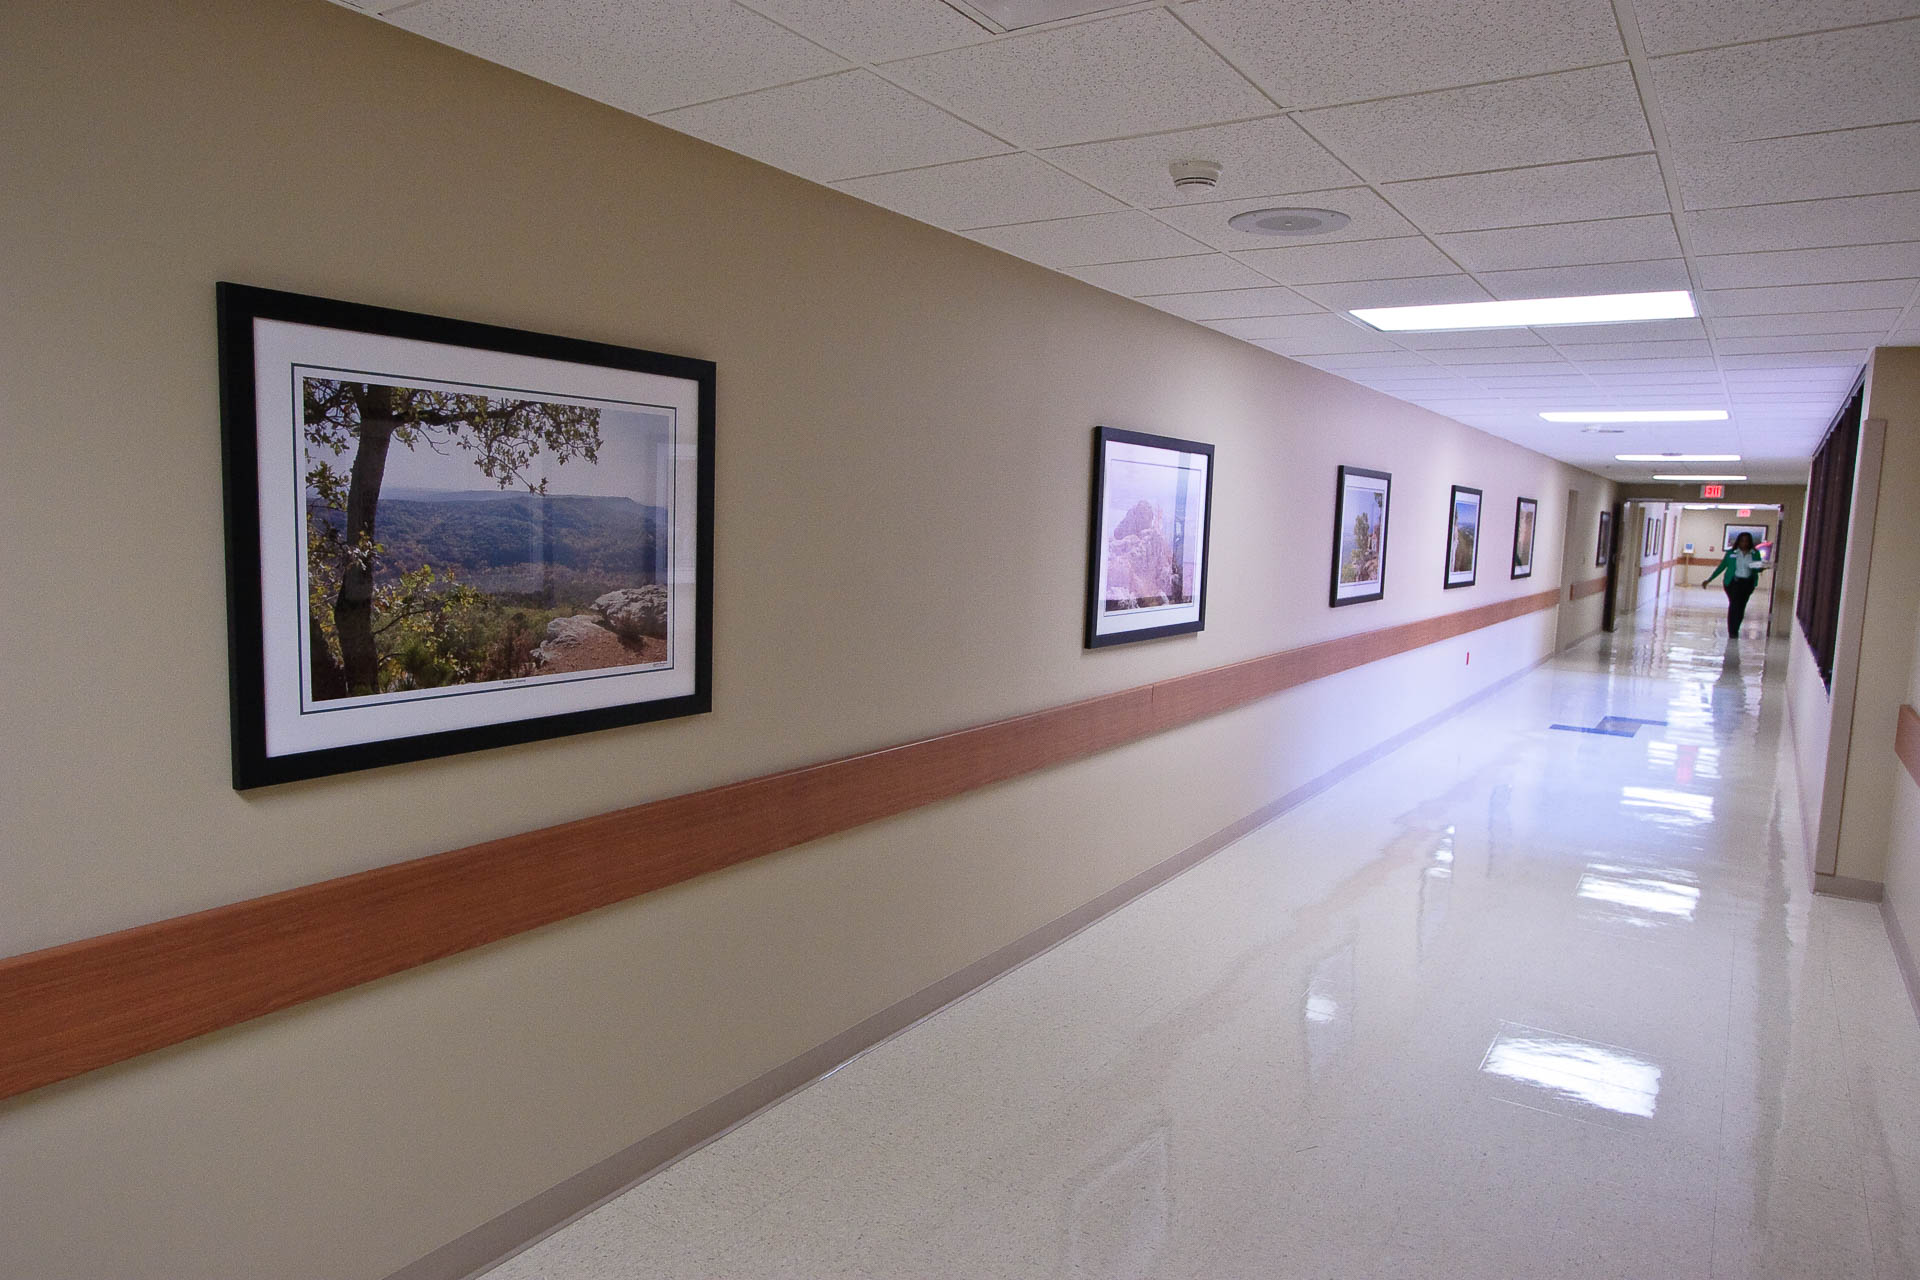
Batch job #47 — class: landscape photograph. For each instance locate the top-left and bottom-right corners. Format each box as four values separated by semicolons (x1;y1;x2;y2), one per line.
1448;487;1481;586
301;375;675;704
1338;481;1387;589
1513;499;1537;576
1101;451;1205;613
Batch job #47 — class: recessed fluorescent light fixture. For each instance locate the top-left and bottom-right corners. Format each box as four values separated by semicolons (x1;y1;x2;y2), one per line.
1350;290;1695;333
1615;454;1741;462
1542;409;1728;423
1652;474;1747;481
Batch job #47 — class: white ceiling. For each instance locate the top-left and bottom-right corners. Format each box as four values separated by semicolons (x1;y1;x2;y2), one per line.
339;0;1920;484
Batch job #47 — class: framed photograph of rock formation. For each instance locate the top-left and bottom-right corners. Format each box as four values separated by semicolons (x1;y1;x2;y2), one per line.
1445;484;1482;589
1511;496;1538;580
1085;425;1214;648
1596;510;1612;567
1329;465;1391;607
217;282;714;789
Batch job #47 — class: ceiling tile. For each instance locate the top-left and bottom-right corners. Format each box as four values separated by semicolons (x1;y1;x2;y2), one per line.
1672;124;1920;210
1471;375;1592;387
1151;188;1414;251
1696;242;1920;289
749;0;990;61
1297;276;1494;310
1296;65;1650;183
1434;216;1682;272
1135;286;1321;319
967;211;1211;267
1719;353;1868;370
1583;371;1722;385
1635;0;1920;57
1384;155;1669;232
1040;116;1358;208
1547;339;1713;360
1226;315;1406;353
1423;346;1567;364
1650;22;1920;145
1569;356;1719;372
653;71;1009;181
1713;334;1882;355
1178;0;1622;108
1445;361;1579;378
1067;254;1276;295
390;0;848;115
1709;310;1904;338
1479;259;1692;299
833;153;1122;228
1297;350;1449;370
1889;328;1920;343
885;9;1272;148
1392;329;1549;349
1700;281;1920;315
1685;192;1920;256
1235;236;1458;285
1549;318;1708;343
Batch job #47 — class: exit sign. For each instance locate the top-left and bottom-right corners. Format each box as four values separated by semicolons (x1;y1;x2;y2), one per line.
1701;484;1725;498
1738;508;1752;517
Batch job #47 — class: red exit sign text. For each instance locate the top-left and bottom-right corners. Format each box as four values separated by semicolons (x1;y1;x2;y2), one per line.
1701;483;1725;499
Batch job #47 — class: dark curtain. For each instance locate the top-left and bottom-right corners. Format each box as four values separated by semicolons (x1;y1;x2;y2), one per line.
1795;380;1864;687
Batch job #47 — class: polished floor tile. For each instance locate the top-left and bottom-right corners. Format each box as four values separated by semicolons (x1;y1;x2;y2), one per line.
486;590;1920;1279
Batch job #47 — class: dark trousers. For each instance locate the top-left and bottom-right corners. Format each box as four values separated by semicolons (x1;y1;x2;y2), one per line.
1725;576;1757;636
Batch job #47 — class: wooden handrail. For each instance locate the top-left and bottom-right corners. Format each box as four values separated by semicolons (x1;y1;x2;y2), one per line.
0;587;1561;1100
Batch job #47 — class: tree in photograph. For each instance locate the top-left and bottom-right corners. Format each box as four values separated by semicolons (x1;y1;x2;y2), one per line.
304;379;601;696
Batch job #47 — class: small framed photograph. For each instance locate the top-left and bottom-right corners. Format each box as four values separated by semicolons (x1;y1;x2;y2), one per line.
218;283;715;789
1085;426;1214;648
1444;485;1483;589
1329;465;1391;607
1596;510;1612;567
1511;496;1538;580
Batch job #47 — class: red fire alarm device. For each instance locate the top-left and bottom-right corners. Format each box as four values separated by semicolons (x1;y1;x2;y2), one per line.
1701;483;1725;499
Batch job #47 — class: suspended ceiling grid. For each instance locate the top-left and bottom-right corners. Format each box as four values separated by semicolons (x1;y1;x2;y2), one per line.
335;0;1920;483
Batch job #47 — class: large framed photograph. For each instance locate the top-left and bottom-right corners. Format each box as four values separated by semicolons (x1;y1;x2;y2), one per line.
1511;496;1538;580
1596;510;1612;567
1724;523;1770;558
1329;465;1391;607
1444;485;1483;589
218;283;715;789
1085;426;1213;648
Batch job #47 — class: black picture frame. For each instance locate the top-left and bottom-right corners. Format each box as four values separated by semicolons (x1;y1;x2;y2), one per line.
218;282;715;789
1444;485;1483;589
1596;510;1612;567
1085;425;1214;648
1329;465;1392;608
1511;496;1539;580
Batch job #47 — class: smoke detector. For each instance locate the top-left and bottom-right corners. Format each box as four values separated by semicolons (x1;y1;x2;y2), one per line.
1226;207;1352;237
1169;159;1222;194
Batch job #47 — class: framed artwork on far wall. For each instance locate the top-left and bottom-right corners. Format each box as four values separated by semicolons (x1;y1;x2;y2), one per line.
1329;465;1392;607
1596;510;1612;567
1511;496;1538;580
1085;425;1214;648
217;282;715;789
1724;523;1770;557
1445;485;1483;589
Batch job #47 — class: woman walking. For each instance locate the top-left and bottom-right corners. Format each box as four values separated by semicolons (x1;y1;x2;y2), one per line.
1703;531;1770;638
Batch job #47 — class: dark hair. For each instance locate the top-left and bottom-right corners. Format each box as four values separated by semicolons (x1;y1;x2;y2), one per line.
1733;532;1756;551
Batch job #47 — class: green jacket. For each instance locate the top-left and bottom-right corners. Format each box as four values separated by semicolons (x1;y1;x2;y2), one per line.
1705;549;1767;586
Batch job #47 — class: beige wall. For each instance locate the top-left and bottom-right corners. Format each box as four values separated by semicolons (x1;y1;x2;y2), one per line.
0;4;1613;1277
1886;588;1920;975
1833;348;1920;884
